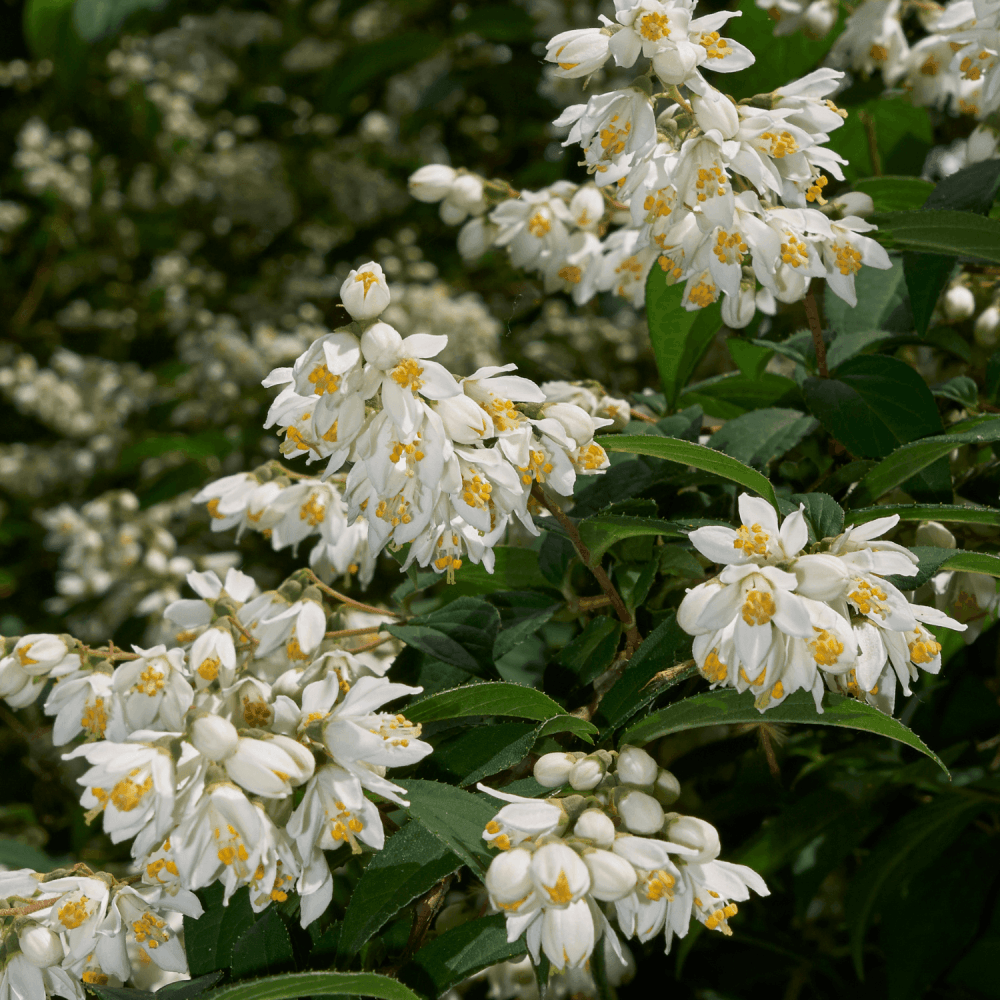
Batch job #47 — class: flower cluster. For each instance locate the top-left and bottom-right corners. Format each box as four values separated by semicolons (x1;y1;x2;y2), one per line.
678;494;968;713
410;0;892;324
481;744;767;970
199;260;614;582
0;866;201;996
0;563;427;969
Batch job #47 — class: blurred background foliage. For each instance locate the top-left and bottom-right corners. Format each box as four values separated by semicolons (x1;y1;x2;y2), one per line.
1;0;1000;998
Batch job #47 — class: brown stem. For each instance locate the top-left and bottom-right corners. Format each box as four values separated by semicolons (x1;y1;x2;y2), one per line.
531;485;641;657
349;635;396;654
324;626;383;640
858;111;882;176
629;407;658;424
577;595;613;612
223;615;260;652
641;659;695;692
758;724;782;783
385;874;455;975
0;897;58;917
304;570;402;618
804;285;829;378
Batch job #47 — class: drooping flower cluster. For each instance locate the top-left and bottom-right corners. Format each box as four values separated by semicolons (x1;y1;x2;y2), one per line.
481;745;767;970
677;493;968;713
409;0;892;324
197;260;616;582
0;562;429;980
0;866;201;996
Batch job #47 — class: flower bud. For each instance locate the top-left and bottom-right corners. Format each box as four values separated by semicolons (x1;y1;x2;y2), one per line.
530;843;591;904
582;848;637;901
975;305;1000;348
943;284;975;321
914;520;956;548
653;768;681;805
967;125;999;163
569;185;604;229
189;713;239;761
408;164;456;203
616;789;665;834
653;46;700;85
485;847;536;912
449;174;485;213
803;0;837;37
533;752;579;788
360;322;404;369
545;28;611;79
340;262;390;321
691;87;739;140
542;402;597;447
435;393;494;443
457;216;494;261
568;755;607;791
10;634;76;676
832;191;874;218
721;285;756;329
616;745;658;786
19;923;64;967
666;815;721;864
0;657;30;699
573;808;615;848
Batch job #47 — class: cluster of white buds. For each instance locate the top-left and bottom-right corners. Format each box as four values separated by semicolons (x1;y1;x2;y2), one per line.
481;744;766;970
940;278;1000;348
677;494;968;714
768;0;1000;126
199;261;612;583
410;0;891;324
0;866;200;996
0;564;426;956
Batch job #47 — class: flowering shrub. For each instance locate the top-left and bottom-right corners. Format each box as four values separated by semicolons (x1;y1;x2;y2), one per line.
2;0;1000;999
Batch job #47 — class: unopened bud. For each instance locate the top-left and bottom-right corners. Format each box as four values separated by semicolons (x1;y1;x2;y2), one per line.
189;714;239;761
568;755;607;791
653;768;681;805
19;923;64;967
340;261;390;321
943;285;975;321
573;808;616;848
667;815;721;864
914;521;956;548
534;752;579;788
615;789;665;834
616;745;658;786
582;847;638;901
975;305;1000;347
408;164;456;203
803;0;837;38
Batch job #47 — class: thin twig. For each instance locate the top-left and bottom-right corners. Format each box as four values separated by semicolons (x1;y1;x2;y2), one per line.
531;485;641;657
349;635;396;654
304;570;402;618
804;284;829;378
641;659;695;692
858;111;882;176
0;897;58;917
577;595;613;612
324;626;383;640
758;724;782;782
629;407;658;424
11;234;60;332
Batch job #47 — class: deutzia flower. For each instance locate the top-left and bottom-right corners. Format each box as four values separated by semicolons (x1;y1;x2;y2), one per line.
544;28;612;78
109;645;193;738
340;261;390;321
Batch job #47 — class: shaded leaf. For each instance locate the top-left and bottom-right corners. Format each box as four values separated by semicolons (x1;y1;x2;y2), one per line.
878;210;1000;263
559;616;621;686
578;514;686;562
200;972;420;1000
679;371;801;419
849;503;1000;528
788;492;844;540
709;408;817;469
230;910;293;980
184;885;255;976
453;548;551;594
388;598;501;677
406;682;566;724
73;0;165;41
853;175;935;212
825;257;908;337
933;375;979;408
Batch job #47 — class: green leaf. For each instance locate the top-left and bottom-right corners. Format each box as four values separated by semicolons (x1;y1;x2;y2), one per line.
399;914;526;998
559;616;621;685
329;34;442;102
878;210;1000;263
708;408;818;469
399;779;498;877
788;492;844;540
387;598;501;677
599;435;778;511
845;794;987;976
0;837;54;872
658;545;704;578
454;4;535;40
848;419;1000;506
229;910;293;980
903;251;956;337
853;176;935;213
596;613;691;733
923;158;1000;214
805;354;943;459
849;503;1000;528
73;0;165;41
406;682;567;723
825;256;908;336
986;350;1000;404
938;550;1000;578
433;722;538;785
933;375;979;408
157;973;225;1000
184;885;256;977
199;972;420;1000
578;514;686;563
453;548;550;594
339;821;462;956
830;96;933;182
726;337;773;381
620;689;948;775
492;595;559;660
679;370;801;419
644;271;722;411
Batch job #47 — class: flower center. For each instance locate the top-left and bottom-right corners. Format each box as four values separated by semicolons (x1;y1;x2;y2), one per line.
354;270;379;295
645;869;675;901
702;649;728;683
640;12;670;40
542;870;573;905
308;364;340;395
391;358;425;392
734;523;769;556
809;629;844;666
848;578;889;618
527;212;551;237
741;589;775;626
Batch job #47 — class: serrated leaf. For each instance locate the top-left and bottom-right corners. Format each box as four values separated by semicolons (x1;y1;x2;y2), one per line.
878;210;1000;263
399;914;526;998
199;972;420;1000
825;257;908;337
645;271;722;411
433;721;538;785
849;503;1000;527
922;158;1000;214
388;598;501;677
399;779;497;877
933;375;979;408
339;821;462;956
230;910;293;980
578;514;686;563
986;350;1000;404
620;689;948;775
492;597;559;661
787;492;844;540
938;550;1000;578
847;419;1000;506
185;885;256;976
853;176;935;212
599;435;778;510
727;337;773;380
406;682;567;723
805;354;943;460
156;973;225;1000
679;370;801;419
596;613;691;733
845;795;987;977
453;548;551;594
658;545;704;578
559;616;621;685
903;252;956;337
709;408;818;469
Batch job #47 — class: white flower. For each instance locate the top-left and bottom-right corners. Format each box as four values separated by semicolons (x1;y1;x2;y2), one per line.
6;634;79;677
827;0;909;81
943;284;976;320
189;625;237;688
689;494;807;566
110;645;193;738
37;875;111;968
340;261;390;321
0;954;82;1000
189;713;239;760
18;923;64;967
44;669;117;745
223;734;315;798
534;751;581;788
408;164;457;203
545;28;612;78
287;763;384;857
